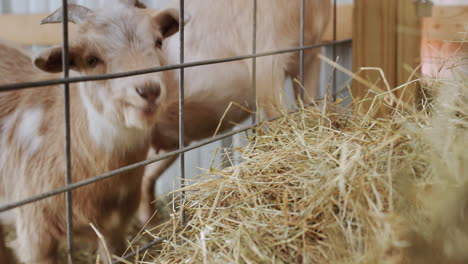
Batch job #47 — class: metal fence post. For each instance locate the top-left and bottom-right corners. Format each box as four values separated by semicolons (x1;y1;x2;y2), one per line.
332;0;338;100
178;0;186;226
251;0;257;125
300;0;305;97
60;0;74;263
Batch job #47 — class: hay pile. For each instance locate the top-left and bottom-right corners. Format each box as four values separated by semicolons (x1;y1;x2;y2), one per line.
128;72;466;263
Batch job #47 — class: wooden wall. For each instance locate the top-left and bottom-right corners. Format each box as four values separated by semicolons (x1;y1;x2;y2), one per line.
352;0;419;116
352;0;467;116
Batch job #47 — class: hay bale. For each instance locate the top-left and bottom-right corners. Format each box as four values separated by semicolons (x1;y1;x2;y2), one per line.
127;70;466;264
397;76;468;264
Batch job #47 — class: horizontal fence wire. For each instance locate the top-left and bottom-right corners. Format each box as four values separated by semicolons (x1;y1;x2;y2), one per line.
0;39;352;213
0;39;351;92
0;79;352;214
0;118;253;212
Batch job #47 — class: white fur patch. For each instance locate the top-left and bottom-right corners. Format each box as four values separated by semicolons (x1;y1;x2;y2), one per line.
80;86;118;148
17;107;44;156
79;85;148;150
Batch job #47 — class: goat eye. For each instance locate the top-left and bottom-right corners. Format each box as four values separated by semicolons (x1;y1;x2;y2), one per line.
155;39;163;49
86;56;99;67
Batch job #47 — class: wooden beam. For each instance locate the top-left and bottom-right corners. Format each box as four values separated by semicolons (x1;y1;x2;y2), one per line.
420;5;467;78
0;4;354;46
0;5;462;46
422;5;468;42
352;0;398;117
396;0;422;106
350;1;468;116
322;4;353;42
352;3;467;116
0;14;78;46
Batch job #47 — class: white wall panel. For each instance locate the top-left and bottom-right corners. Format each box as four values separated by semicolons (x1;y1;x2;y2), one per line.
29;1;52;13
433;0;467;4
10;0;29;13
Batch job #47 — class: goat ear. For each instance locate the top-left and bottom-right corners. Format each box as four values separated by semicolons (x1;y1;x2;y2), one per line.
34;46;78;73
153;8;186;39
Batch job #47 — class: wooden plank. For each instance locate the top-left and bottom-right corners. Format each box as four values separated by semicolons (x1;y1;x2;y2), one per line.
420;5;467;78
0;5;354;46
0;14;78;46
352;0;398;117
322;4;353;42
422;5;468;42
0;5;463;46
396;0;422;107
350;2;466;115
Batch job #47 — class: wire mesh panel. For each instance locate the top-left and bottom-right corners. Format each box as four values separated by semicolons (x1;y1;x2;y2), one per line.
0;0;352;262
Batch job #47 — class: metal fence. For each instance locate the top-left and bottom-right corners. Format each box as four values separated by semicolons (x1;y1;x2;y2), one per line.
0;0;351;263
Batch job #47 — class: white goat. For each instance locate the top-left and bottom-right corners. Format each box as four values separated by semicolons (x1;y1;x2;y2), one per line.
0;1;180;263
138;0;331;222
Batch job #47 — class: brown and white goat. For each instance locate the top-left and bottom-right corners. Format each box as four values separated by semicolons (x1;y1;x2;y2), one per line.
0;1;179;263
138;0;331;222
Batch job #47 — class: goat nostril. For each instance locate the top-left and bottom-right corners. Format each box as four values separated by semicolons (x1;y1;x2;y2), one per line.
136;88;147;99
136;83;161;102
154;85;161;99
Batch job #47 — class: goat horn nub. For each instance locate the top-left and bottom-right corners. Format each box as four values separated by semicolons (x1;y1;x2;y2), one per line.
40;4;93;25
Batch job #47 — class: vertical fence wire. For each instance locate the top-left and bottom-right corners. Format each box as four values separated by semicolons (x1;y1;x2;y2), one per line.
61;0;74;263
251;0;257;125
299;0;305;98
178;0;186;226
332;0;337;100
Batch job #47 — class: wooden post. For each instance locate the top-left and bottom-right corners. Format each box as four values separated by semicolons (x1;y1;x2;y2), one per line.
396;0;422;108
352;0;422;116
